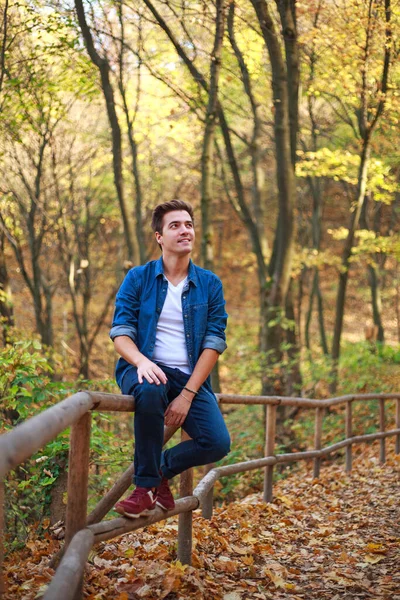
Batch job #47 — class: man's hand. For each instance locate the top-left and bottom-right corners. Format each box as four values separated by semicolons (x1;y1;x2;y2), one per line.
136;357;168;385
165;394;192;427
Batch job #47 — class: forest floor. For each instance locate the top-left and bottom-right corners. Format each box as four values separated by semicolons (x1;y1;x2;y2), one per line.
3;441;400;600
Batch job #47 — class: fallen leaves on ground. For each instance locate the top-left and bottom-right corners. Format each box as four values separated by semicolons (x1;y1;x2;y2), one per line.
4;442;400;599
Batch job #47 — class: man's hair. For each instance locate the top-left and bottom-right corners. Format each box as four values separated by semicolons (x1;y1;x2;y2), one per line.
151;200;194;234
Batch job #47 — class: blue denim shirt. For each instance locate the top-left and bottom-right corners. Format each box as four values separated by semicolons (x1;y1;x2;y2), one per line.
110;256;228;390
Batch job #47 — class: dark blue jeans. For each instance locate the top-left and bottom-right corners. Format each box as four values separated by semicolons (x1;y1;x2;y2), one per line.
121;364;231;488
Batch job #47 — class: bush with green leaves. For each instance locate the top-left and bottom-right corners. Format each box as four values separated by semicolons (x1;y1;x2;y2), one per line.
1;335;132;550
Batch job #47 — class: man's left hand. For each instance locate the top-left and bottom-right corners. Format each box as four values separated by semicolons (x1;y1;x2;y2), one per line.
164;394;192;427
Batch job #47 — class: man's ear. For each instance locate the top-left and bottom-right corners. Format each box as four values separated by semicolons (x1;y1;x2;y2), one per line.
155;231;162;245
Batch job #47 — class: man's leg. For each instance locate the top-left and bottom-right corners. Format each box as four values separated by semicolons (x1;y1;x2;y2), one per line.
121;366;169;488
160;369;231;479
115;367;170;518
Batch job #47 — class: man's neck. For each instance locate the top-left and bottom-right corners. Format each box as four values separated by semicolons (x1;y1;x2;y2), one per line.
162;253;190;286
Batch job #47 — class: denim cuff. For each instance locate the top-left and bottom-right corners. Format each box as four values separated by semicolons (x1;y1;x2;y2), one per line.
160;451;177;481
133;474;162;488
202;334;227;354
109;325;137;342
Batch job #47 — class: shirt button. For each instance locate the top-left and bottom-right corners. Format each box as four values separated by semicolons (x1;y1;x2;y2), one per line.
186;334;190;337
183;295;186;299
184;314;187;318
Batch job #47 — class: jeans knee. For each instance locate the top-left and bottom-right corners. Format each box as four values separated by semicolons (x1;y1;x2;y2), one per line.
202;432;230;463
215;434;231;461
135;381;167;414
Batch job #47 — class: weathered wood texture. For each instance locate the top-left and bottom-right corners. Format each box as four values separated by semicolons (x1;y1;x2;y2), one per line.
263;404;277;502
88;497;199;544
379;398;386;464
313;407;323;478
2;390;400;598
0;392;135;479
43;528;94;600
177;431;193;565
217;392;400;408
65;414;92;548
201;462;215;519
0;392;93;478
345;400;353;472
88;392;135;412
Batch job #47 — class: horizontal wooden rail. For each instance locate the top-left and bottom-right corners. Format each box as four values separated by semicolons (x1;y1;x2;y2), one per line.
45;420;400;600
0;392;93;479
1;390;399;600
0;392;135;479
217;392;400;408
1;391;398;481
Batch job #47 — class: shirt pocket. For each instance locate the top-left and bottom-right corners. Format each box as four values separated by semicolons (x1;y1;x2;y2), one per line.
192;303;208;338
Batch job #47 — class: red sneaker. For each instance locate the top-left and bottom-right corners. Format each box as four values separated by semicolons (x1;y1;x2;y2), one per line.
156;477;175;511
115;487;156;519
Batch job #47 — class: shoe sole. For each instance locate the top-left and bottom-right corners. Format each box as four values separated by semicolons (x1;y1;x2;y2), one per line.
156;500;175;511
115;506;156;519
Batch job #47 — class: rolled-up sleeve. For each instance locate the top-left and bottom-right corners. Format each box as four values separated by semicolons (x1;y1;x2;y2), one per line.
201;277;228;354
109;269;140;343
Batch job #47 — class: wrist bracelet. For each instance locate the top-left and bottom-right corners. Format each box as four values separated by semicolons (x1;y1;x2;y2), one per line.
180;391;192;403
184;386;198;395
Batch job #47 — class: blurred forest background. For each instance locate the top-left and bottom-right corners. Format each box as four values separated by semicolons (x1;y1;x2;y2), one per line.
1;0;400;547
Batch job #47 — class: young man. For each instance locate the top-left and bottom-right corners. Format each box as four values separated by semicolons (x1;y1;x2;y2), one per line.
110;200;230;518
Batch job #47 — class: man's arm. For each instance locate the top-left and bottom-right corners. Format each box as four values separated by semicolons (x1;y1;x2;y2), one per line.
165;277;227;426
164;348;219;427
114;336;167;385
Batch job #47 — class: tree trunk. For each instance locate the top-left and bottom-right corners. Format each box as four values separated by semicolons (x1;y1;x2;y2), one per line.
227;2;268;261
118;3;146;265
201;0;225;391
285;279;302;397
250;0;297;396
74;0;136;264
0;232;14;343
201;0;225;270
331;142;371;388
360;195;385;343
330;0;391;390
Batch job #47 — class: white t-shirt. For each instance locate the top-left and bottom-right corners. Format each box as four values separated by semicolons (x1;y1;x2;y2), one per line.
152;277;191;374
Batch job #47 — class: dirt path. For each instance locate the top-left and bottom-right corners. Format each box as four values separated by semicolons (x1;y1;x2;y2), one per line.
4;443;400;599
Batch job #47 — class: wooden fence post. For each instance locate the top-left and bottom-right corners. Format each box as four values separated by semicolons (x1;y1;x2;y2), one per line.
313;407;323;478
263;404;277;503
201;463;215;519
379;398;385;464
345;400;353;473
177;431;193;565
396;398;400;455
65;412;91;599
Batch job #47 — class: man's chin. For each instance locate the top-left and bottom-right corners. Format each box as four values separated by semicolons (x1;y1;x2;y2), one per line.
176;242;193;253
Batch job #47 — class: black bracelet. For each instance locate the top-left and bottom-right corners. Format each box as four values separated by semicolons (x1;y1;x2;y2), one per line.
184;386;198;395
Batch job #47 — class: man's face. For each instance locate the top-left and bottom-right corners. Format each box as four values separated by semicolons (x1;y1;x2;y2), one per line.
155;210;195;256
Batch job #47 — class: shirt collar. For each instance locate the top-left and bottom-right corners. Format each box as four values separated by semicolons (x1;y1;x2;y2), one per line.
155;255;198;287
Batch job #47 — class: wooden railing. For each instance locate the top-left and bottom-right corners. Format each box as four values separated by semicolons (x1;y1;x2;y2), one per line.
1;391;399;599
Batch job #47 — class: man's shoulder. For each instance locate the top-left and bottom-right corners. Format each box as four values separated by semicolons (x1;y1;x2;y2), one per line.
191;262;223;285
120;260;159;291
